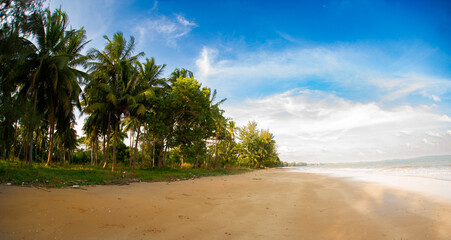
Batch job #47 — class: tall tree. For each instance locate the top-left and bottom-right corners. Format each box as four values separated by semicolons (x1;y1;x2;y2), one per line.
0;0;43;163
128;57;166;169
25;9;89;166
169;76;213;168
2;7;88;166
87;32;144;171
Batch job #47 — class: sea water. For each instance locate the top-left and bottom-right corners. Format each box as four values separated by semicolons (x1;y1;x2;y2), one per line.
287;155;451;200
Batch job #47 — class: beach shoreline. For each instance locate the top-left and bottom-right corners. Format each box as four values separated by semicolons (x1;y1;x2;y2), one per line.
1;169;450;239
287;167;451;201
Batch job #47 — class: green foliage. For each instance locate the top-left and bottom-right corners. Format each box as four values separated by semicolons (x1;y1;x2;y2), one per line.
237;121;280;168
0;4;281;173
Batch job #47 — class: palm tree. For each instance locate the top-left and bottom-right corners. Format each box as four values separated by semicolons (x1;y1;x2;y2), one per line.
87;32;144;171
168;68;193;84
82;76;113;168
29;9;88;166
130;58;166;169
9;8;88;167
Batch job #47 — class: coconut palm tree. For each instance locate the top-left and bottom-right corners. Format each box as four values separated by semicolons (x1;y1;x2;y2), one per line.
128;58;166;169
27;9;88;166
87;32;144;171
6;8;89;167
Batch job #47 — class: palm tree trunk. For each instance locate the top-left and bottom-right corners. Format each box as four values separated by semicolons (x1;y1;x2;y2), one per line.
63;150;66;166
24;140;27;162
129;127;134;167
35;133;38;163
152;136;156;167
45;117;56;166
28;90;38;167
18;142;24;162
41;145;44;163
94;136;98;165
195;152;199;169
102;133;106;166
111;120;119;172
181;153;184;168
28;132;32;166
163;145;167;168
157;139;163;168
141;143;145;169
103;112;111;169
133;123;141;170
214;141;219;169
90;139;94;165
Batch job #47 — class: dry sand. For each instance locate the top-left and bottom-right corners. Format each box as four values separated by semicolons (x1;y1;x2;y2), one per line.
1;169;451;240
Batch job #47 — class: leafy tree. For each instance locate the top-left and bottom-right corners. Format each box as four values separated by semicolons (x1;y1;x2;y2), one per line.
237;121;280;168
169;76;213;168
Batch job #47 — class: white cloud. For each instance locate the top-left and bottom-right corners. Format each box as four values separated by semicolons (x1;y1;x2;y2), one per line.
426;131;441;137
135;14;197;47
431;95;441;102
195;44;451;103
224;90;451;163
196;47;218;80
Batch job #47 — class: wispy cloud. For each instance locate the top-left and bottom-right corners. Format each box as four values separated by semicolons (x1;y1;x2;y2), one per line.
195;44;451;104
135;13;197;47
224;89;451;163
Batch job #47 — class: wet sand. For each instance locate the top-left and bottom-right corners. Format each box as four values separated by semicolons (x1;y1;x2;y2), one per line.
1;169;450;239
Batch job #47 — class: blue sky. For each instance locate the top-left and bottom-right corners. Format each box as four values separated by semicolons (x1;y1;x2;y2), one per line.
49;0;451;162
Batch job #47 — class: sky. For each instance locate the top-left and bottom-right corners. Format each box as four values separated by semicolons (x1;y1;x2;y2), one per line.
47;0;451;163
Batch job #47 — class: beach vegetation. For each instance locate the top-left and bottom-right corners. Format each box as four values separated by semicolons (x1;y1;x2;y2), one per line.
0;2;280;186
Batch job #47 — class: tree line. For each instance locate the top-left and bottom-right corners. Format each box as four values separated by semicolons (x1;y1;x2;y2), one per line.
0;1;280;170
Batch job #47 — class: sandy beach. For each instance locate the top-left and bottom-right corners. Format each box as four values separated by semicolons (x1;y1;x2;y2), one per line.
1;169;451;240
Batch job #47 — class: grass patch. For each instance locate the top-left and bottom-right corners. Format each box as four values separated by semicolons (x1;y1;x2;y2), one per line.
0;160;252;188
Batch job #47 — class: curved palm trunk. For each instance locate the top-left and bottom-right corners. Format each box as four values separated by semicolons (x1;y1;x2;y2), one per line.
111;120;119;172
